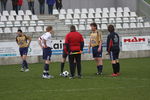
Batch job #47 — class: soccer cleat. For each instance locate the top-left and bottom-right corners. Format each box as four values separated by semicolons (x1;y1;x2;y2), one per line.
25;69;29;72
20;68;24;72
69;77;74;79
60;73;63;77
96;72;103;75
77;75;82;79
111;73;118;77
47;75;54;79
117;73;121;76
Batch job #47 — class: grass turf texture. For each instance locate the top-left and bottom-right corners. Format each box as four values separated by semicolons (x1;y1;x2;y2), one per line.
0;58;150;100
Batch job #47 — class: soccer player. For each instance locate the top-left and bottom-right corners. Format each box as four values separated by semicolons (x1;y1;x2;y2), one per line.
38;26;54;79
88;23;103;75
64;25;84;79
16;29;31;72
106;25;120;77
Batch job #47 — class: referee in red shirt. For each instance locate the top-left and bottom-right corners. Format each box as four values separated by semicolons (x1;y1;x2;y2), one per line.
64;25;84;79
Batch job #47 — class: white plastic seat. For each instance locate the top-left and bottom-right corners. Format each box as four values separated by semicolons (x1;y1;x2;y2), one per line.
30;21;36;26
81;13;87;19
88;13;94;19
97;24;101;29
8;16;15;21
0;22;5;27
18;10;24;16
110;7;116;13
116;24;122;29
137;23;144;28
130;17;137;22
123;12;130;17
31;15;38;20
74;14;80;19
6;21;13;27
36;26;43;32
74;9;81;14
79;19;86;24
96;8;102;13
89;8;95;13
16;15;23;21
116;18;122;23
116;12;123;17
10;10;17;16
137;17;144;22
79;25;86;30
102;13;109;18
109;18;115;23
14;21;21;27
86;24;91;30
2;11;9;16
74;25;79;30
28;27;35;32
103;8;109;13
95;13;101;18
67;9;74;14
117;7;123;13
12;27;18;33
4;28;11;33
72;19;79;25
130;23;137;28
26;10;32;15
53;9;59;15
94;19;101;24
81;8;88;14
65;19;72;25
21;27;27;32
59;14;65;20
101;18;108;23
124;7;130;12
123;23;129;29
87;19;93;24
0;28;3;33
144;22;150;27
38;21;44;26
66;14;73;19
109;12;116;18
130;12;137;17
24;15;30;21
22;21;29;26
101;24;107;30
123;18;129;23
60;9;66;14
1;16;7;21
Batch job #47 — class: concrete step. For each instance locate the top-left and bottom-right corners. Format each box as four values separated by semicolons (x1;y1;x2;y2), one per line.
38;15;58;20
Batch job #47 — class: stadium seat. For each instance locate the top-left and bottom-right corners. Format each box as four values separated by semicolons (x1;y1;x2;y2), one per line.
21;27;27;32
26;10;32;15
0;16;7;21
116;24;122;29
130;12;137;17
109;12;116;18
95;13;101;18
38;21;45;26
123;23;129;28
30;21;36;26
88;13;94;19
4;28;11;33
2;11;9;16
97;24;101;29
53;9;59;15
117;7;123;13
59;14;65;20
6;21;13;27
137;23;144;28
116;12;123;17
22;21;29;26
79;19;86;24
101;18;108;24
81;13;87;19
86;24;91;30
8;16;15;21
81;8;88;14
123;12;130;17
12;27;18;33
31;15;38;21
96;8;102;13
89;8;95;13
124;7;130;12
67;9;74;14
130;17;137;22
109;18;115;23
18;10;24;16
137;17;144;22
16;15;23;21
144;22;150;27
87;19;93;24
101;24;107;30
102;13;109;18
72;19;79;25
60;9;66;14
14;21;21;27
74;14;80;19
94;18;101;24
116;18;122;23
123;18;130;23
0;22;5;27
79;25;86;30
28;27;35;32
103;8;109;13
24;15;30;21
10;10;17;16
110;7;116;13
66;14;73;19
74;9;81;14
36;26;43;32
65;19;72;25
0;28;3;33
74;25;79;30
130;23;137;28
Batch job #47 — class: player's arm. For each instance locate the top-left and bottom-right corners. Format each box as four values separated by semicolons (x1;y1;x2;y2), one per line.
88;39;91;53
98;32;102;52
64;34;69;54
16;36;19;45
43;39;48;48
107;35;113;53
38;37;43;48
80;35;84;52
26;36;32;47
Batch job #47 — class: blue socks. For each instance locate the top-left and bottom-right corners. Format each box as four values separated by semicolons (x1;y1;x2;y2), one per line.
97;65;103;73
43;64;49;75
22;60;28;69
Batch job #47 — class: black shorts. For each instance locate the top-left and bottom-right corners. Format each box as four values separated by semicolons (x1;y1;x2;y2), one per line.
43;47;52;60
92;46;103;58
62;50;68;58
110;51;120;60
19;47;28;56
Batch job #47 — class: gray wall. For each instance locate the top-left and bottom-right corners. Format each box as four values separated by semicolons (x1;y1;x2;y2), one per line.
0;0;137;15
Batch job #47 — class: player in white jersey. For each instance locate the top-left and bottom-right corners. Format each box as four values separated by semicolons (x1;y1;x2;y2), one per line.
38;26;54;79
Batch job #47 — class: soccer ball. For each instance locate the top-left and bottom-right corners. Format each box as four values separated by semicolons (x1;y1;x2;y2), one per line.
62;71;69;77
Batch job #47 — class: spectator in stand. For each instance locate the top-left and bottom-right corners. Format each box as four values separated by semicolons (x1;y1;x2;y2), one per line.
46;0;55;15
12;0;18;14
17;0;23;10
56;0;62;12
27;0;35;14
38;0;45;14
0;0;7;12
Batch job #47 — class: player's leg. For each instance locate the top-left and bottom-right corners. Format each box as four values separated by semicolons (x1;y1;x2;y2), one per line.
96;57;103;75
60;51;67;75
75;54;82;78
68;55;75;78
19;48;25;72
116;51;120;75
110;52;118;76
22;47;29;72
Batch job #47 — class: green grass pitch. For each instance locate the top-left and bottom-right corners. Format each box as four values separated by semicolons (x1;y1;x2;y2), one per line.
0;58;150;100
